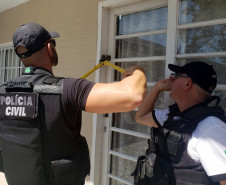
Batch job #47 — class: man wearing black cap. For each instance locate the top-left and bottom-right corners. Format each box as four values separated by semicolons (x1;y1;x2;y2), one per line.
135;61;226;185
0;23;146;185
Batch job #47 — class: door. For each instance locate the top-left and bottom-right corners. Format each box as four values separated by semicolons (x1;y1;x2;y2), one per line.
104;1;168;184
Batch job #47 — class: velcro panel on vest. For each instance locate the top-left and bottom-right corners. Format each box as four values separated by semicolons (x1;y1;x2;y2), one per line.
33;85;63;94
5;81;33;92
33;76;63;94
0;93;38;120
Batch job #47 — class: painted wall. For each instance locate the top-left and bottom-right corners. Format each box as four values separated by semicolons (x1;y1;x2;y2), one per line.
0;0;102;184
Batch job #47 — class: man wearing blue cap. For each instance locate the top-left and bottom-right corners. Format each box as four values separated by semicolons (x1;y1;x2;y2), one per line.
135;61;226;185
0;23;146;185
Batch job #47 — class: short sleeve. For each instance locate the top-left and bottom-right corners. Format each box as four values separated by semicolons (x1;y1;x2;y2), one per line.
62;78;95;111
153;108;169;126
188;117;226;182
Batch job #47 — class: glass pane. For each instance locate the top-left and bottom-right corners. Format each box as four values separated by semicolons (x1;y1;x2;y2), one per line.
5;68;19;82
177;58;226;85
115;61;166;82
0;68;5;84
113;95;164;132
110;155;136;183
111;132;148;157
110;178;125;185
116;34;167;58
117;7;168;35
0;50;3;67
179;0;226;24
113;111;149;134
178;24;226;54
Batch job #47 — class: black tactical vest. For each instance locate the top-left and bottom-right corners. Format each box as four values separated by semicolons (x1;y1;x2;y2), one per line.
132;100;226;185
0;67;90;185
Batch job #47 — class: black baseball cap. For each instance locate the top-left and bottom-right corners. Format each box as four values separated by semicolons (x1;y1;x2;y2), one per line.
168;61;217;94
13;22;59;58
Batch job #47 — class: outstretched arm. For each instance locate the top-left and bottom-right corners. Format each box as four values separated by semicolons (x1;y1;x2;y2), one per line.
85;66;146;113
135;78;173;127
220;181;226;185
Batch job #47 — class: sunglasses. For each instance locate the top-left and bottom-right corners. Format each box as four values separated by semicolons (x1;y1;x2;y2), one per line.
170;73;189;80
51;39;56;47
44;39;56;47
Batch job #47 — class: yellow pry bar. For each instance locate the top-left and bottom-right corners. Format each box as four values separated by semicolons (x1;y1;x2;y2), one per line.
81;60;125;79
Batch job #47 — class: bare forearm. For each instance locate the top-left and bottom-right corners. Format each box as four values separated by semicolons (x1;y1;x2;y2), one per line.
85;68;146;113
220;181;226;185
135;85;160;125
136;85;160;116
121;69;147;99
135;78;173;126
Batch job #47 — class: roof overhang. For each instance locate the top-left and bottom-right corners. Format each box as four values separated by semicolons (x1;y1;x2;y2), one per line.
0;0;30;13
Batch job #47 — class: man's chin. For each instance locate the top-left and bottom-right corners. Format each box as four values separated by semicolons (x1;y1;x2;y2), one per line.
169;92;175;101
51;58;58;66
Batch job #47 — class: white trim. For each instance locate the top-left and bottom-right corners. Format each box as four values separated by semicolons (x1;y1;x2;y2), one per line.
162;0;178;107
165;0;178;78
90;2;107;185
114;29;167;39
112;0;167;16
101;117;111;185
0;0;30;14
177;18;226;29
0;42;13;48
176;52;226;59
215;85;226;91
107;174;133;185
102;0;144;8
109;150;137;162
110;127;150;139
113;56;166;62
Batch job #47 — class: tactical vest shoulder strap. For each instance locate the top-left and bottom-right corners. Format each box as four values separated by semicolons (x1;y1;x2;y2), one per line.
42;76;64;85
165;96;226;130
181;99;226;124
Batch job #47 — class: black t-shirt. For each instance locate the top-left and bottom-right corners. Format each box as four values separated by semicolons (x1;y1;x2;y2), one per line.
61;78;95;137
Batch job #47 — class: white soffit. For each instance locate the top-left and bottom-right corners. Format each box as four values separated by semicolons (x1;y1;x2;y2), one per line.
102;0;144;8
0;0;30;13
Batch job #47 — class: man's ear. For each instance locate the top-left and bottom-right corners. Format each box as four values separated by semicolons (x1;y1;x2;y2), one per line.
47;43;53;57
185;78;192;89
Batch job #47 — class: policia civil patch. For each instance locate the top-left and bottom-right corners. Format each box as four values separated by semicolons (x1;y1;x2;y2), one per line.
0;93;37;119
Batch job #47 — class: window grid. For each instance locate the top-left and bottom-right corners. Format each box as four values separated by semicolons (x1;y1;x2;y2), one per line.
0;43;23;84
176;0;226;89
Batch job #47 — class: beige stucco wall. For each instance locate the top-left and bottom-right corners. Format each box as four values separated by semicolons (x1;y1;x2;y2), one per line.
0;0;102;184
